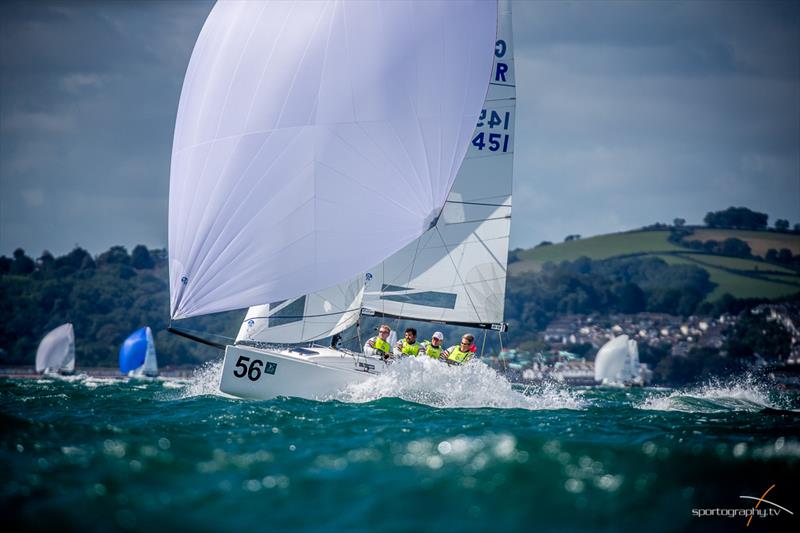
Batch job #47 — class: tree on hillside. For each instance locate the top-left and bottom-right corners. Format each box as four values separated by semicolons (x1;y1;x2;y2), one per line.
774;219;790;232
725;313;792;362
720;238;751;258
131;245;155;269
96;246;131;267
564;234;581;242
703;207;768;230
10;249;35;275
777;248;793;264
673;218;685;228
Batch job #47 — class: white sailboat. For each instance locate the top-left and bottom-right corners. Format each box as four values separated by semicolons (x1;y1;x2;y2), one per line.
169;0;515;400
35;323;75;375
594;335;643;387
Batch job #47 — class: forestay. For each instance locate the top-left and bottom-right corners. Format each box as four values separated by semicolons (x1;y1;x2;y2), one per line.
361;0;515;329
35;323;75;374
169;0;497;320
236;274;364;345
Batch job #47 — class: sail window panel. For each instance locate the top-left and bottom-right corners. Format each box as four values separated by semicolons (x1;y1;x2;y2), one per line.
268;296;307;327
237;275;365;345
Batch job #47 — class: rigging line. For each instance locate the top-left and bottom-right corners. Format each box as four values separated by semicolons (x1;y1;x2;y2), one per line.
434;224;482;323
444;215;511;226
247;308;360;320
446;200;510;207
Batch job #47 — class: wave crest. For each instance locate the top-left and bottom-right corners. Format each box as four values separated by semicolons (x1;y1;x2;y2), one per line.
639;375;782;413
332;357;584;410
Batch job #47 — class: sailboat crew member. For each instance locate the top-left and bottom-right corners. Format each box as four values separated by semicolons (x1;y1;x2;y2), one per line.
421;331;445;360
394;327;424;357
444;334;476;365
364;325;393;359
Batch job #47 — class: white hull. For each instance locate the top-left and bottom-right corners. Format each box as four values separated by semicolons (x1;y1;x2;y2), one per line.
219;345;387;401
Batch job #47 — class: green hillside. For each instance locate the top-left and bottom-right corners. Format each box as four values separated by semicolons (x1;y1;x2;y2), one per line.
510;230;800;301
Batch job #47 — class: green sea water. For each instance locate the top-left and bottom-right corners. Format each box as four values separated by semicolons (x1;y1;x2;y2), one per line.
2;358;798;532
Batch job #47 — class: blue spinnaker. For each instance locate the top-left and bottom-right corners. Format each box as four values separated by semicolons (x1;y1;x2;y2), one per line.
119;326;157;375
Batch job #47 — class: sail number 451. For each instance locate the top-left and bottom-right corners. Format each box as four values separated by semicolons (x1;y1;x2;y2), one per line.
232;355;277;381
472;109;511;152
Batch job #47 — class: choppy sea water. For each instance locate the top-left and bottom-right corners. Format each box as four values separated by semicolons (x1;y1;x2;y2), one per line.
2;358;798;532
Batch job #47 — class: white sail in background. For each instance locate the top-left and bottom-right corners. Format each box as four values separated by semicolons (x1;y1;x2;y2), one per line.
361;0;515;329
237;275;365;345
628;338;641;382
35;323;75;374
142;327;158;375
168;0;497;320
594;335;629;384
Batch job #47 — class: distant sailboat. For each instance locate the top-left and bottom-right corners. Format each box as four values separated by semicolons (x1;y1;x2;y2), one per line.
119;326;158;377
594;335;643;387
35;323;75;375
169;0;514;400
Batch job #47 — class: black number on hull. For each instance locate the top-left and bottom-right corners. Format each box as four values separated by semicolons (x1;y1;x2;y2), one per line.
232;355;277;381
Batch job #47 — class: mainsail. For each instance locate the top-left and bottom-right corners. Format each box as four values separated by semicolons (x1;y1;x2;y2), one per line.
35;323;75;374
361;0;515;330
168;0;497;320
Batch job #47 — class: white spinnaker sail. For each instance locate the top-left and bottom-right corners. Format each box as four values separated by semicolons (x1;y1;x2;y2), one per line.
168;0;497;320
35;323;75;373
594;335;629;383
236;275;364;344
142;327;158;375
361;0;515;328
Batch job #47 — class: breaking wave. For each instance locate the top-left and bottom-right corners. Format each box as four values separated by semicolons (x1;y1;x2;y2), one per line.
639;375;784;413
333;356;584;410
178;359;228;398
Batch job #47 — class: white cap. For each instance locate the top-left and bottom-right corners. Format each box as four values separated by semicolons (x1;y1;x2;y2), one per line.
432;331;444;340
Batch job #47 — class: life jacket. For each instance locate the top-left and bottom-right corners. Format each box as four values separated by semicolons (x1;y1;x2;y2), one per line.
372;336;391;354
446;345;473;364
399;339;421;356
421;341;442;359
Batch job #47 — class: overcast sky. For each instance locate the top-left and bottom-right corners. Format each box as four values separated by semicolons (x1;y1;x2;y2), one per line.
1;0;798;257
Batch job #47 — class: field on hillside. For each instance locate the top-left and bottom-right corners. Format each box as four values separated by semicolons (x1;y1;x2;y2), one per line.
655;254;799;300
510;229;800;301
691;228;800;256
678;253;797;274
511;231;682;274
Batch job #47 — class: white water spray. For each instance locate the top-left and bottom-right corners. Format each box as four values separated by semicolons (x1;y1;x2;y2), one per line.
333;357;584;410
